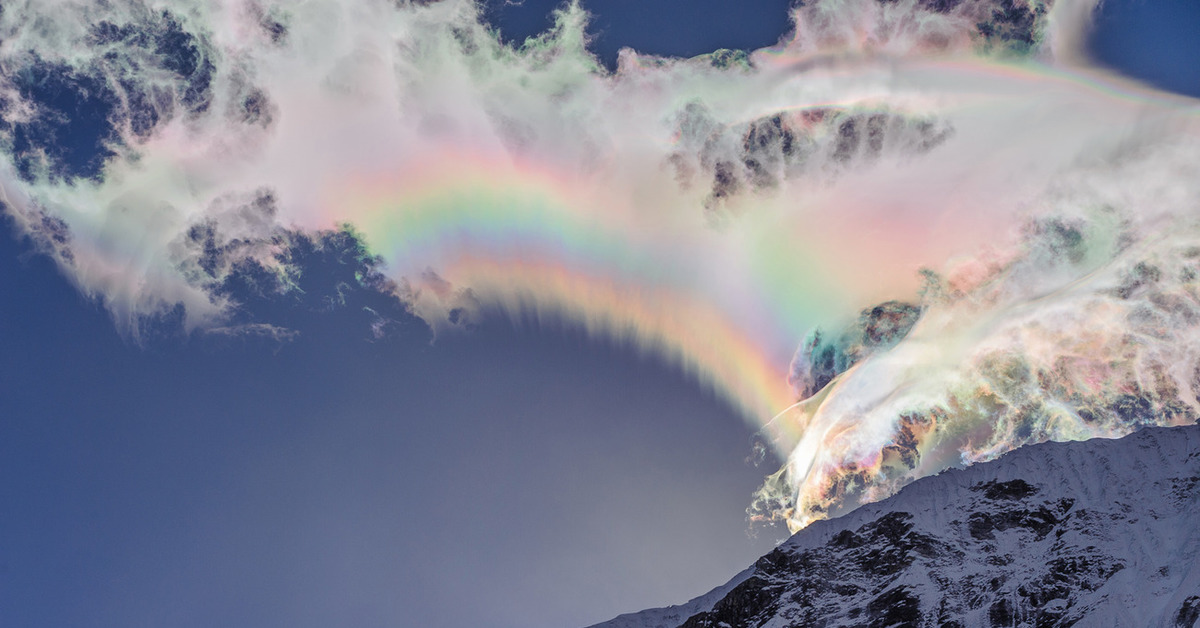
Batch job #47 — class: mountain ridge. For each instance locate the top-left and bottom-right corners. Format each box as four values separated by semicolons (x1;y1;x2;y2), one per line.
589;424;1200;627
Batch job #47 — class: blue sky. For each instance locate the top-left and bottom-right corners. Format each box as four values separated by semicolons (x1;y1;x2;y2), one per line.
1;219;776;627
485;0;796;69
1;2;1198;628
1089;0;1200;97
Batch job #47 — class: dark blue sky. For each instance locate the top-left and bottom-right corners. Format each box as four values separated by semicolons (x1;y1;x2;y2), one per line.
0;222;777;627
1089;0;1200;97
484;0;796;68
484;0;1200;97
2;2;1198;628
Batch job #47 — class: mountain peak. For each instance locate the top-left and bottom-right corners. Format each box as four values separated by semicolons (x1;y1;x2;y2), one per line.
591;425;1200;627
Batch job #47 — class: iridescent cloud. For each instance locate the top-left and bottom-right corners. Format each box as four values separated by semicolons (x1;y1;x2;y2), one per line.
2;0;1198;531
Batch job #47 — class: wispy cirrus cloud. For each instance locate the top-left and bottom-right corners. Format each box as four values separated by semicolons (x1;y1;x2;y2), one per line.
3;0;1199;530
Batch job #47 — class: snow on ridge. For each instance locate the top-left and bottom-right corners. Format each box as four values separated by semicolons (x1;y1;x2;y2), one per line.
590;424;1200;627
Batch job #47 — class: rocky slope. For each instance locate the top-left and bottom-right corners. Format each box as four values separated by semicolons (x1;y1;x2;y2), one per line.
590;425;1200;627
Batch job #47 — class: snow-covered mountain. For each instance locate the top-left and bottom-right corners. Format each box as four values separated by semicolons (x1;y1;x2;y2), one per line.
589;425;1200;627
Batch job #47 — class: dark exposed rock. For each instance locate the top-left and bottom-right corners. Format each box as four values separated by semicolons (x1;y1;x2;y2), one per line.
988;597;1015;626
867;586;921;627
791;300;922;398
670;103;952;215
972;479;1039;500
1175;595;1200;627
678;575;779;628
673;494;1110;627
966;504;1063;541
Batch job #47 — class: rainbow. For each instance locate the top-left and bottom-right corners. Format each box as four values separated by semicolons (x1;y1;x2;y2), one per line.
438;255;797;422
325;149;807;428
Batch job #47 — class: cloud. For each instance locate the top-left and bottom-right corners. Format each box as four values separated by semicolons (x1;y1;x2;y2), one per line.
2;0;1198;530
755;138;1200;530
